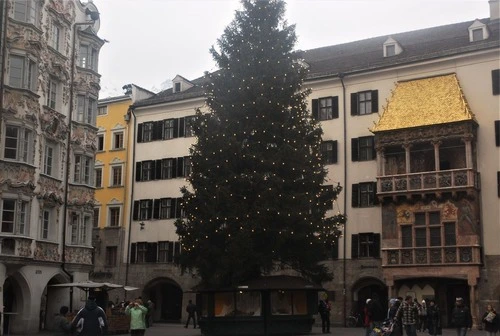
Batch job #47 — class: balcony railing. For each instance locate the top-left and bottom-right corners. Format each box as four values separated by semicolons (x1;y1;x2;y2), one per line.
382;245;481;267
377;168;478;195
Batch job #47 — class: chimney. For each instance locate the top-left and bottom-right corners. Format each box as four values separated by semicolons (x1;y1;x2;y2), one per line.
490;0;500;20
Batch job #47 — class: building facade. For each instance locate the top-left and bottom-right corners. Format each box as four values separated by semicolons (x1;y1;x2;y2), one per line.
115;0;499;327
91;85;153;297
0;0;104;333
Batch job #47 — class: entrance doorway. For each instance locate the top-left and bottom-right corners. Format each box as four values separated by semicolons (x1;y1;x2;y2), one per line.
351;277;388;320
143;277;183;322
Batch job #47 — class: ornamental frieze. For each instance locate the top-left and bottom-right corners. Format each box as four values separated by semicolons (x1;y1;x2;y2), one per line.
0;161;36;191
37;175;64;204
47;0;76;23
6;22;43;57
74;72;100;97
71;126;97;151
34;241;61;262
3;90;40;126
65;246;93;265
17;238;33;258
41;107;69;141
68;184;95;209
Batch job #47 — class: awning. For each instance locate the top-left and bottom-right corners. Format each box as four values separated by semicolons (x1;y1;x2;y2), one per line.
50;281;138;292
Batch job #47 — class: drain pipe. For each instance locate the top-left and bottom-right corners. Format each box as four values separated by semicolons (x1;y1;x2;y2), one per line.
339;73;348;326
124;107;136;300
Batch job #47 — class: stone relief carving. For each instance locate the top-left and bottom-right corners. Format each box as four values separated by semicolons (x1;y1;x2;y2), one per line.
3;90;40;126
17;238;33;257
69;185;96;209
47;0;76;23
0;162;36;190
37;175;64;203
34;241;61;262
41;106;69;140
71;125;97;151
65;246;93;265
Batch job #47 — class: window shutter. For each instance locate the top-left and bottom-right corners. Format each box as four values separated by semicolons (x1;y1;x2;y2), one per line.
332;243;339;259
332;140;338;164
351;234;359;259
147;199;153;219
350;93;358;115
177;157;184;177
130;243;136;263
155;121;163;141
371;90;379;113
351;184;359;207
372;182;379;205
153;199;160;219
351;138;359;161
497;172;500;197
146;242;158;262
174;242;181;262
179;117;185;137
495;120;500;146
137;124;143;143
173;119;179;138
155;160;162;180
371;136;377;159
374;233;381;258
133;201;139;220
135;162;142;181
332;96;339;119
311;99;319;120
175;198;182;218
171;158;177;178
492;69;500;95
168;241;174;262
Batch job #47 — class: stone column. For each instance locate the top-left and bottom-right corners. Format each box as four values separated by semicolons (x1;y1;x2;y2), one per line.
0;263;6;336
463;137;473;169
376;147;385;176
403;144;411;173
432;141;441;171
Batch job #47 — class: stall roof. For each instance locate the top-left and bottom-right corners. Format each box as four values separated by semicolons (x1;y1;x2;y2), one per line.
50;281;139;291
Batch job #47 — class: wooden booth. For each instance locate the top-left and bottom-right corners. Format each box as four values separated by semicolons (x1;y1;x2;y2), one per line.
195;275;322;336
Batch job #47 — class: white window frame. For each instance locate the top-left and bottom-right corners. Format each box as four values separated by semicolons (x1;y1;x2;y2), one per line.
110;165;123;187
76;95;97;125
40;208;56;241
50;21;62;51
69;211;91;245
94;167;103;188
73;154;93;185
78;44;98;71
46;78;59;110
43;141;59;177
13;0;39;26
112;131;124;150
97;134;105;151
1;197;30;235
93;207;100;228
108;206;121;227
97;106;108;116
8;54;37;91
3;124;34;164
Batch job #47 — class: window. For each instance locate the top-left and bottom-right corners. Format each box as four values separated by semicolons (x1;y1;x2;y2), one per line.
133;200;153;220
351;233;380;258
41;209;51;239
498;172;500;198
113;131;124;149
43;141;58;177
351;90;378;116
1;199;30;234
47;79;58;109
111;166;122;186
385;44;396;57
159;198;173;219
158;241;169;263
78;44;98;71
141;161;154;181
184;116;196;137
352;182;377;208
401;225;412;248
174;82;181;92
183;156;192;177
400;211;456;248
163;119;175;140
351;136;375;161
70;212;90;245
444;222;456;246
109;207;120;227
137;242;147;263
97;134;104;151
105;246;118;266
8;55;37;91
13;0;39;26
76;95;97;125
93;208;100;228
3;125;33;163
97;106;107;116
321;141;338;164
95;168;102;188
142;122;153;142
472;28;484;41
492;69;500;95
161;159;174;179
312;97;339;120
74;154;93;185
50;22;62;51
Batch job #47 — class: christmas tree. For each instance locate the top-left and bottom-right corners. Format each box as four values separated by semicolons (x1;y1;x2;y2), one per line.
175;0;345;287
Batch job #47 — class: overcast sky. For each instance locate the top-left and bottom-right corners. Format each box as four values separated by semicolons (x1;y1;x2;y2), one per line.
94;0;489;98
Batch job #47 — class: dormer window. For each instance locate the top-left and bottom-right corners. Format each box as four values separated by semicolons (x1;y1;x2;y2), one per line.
171;75;194;94
383;37;402;57
468;20;489;42
174;82;181;93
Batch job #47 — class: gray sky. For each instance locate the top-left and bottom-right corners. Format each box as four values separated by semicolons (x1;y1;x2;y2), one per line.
94;0;489;98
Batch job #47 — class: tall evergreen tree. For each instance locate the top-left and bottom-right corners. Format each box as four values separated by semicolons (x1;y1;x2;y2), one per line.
175;0;345;287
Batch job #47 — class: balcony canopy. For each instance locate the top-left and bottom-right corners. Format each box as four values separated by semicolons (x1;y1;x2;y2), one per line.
372;74;475;132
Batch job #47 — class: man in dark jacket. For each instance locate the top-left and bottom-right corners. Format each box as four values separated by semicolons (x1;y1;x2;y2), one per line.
71;296;108;336
451;297;472;336
185;299;197;329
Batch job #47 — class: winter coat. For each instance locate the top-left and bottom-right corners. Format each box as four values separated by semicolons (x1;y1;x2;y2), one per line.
426;305;442;335
125;304;148;330
451;304;472;328
396;301;420;325
71;300;108;336
482;310;499;332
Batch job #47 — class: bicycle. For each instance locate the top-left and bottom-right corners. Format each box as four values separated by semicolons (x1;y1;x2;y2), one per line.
346;312;362;327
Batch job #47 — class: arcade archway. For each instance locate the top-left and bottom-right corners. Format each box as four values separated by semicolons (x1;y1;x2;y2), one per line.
3;272;30;334
143;277;183;322
350;277;387;317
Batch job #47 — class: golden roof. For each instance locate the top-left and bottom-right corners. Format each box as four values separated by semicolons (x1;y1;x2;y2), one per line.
371;74;475;132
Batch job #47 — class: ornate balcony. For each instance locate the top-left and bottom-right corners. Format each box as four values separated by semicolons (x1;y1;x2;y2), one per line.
382;245;481;267
0;236;33;258
377;168;479;196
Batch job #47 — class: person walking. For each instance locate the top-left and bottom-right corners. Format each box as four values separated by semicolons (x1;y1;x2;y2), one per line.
185;299;197;329
418;300;428;332
395;295;420;336
71;295;108;336
482;304;499;336
125;298;148;336
145;300;155;328
388;298;403;336
54;306;72;335
426;299;441;336
364;299;374;336
451;297;472;336
318;297;331;334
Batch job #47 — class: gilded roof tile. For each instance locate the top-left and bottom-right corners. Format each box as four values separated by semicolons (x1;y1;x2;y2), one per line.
371;74;475;132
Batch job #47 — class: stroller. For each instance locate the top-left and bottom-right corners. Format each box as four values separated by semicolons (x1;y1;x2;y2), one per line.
370;319;397;336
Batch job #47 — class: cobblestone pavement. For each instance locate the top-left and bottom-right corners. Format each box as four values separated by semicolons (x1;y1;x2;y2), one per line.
25;323;485;336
